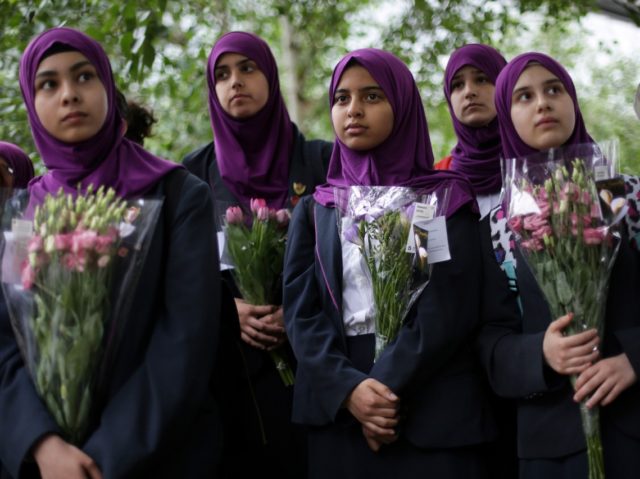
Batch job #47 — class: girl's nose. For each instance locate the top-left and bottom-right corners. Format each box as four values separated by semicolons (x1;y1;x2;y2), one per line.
463;83;476;99
347;99;363;118
231;70;244;88
61;81;80;105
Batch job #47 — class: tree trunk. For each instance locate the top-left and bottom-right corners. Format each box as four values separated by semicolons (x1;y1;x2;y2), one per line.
279;14;301;124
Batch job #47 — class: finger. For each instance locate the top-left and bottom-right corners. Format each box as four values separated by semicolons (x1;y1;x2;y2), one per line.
362;426;398;445
82;462;103;479
369;406;399;419
563;329;599;347
368;380;399;402
574;371;605;402
364;434;381;452
568;337;600;357
368;415;399;429
566;351;599;370
244;322;281;344
257;317;286;334
265;337;287;351
362;421;396;438
245;304;276;317
574;364;599;390
586;380;615;409
600;383;623;407
240;332;267;350
549;313;574;332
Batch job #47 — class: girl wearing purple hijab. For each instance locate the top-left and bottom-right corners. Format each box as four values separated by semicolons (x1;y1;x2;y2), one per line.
0;142;35;189
485;52;640;478
283;48;520;478
439;44;519;479
183;31;331;479
0;27;222;478
0;141;34;478
438;43;507;217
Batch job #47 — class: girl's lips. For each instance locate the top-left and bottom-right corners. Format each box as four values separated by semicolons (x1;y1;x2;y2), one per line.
61;112;88;123
231;94;250;103
535;117;558;127
345;124;366;135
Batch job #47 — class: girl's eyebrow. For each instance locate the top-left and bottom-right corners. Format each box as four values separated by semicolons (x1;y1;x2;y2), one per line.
542;78;563;86
36;60;92;79
512;85;530;97
335;85;382;94
215;57;252;70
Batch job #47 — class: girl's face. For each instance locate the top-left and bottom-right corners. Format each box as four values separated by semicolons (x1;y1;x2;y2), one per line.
331;65;394;151
214;52;269;119
510;64;576;151
449;65;497;127
0;157;14;188
34;51;108;144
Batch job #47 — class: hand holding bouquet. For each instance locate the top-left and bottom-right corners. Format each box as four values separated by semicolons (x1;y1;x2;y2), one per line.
224;199;294;386
504;149;621;479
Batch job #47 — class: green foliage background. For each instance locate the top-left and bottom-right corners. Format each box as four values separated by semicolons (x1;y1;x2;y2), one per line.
1;0;639;174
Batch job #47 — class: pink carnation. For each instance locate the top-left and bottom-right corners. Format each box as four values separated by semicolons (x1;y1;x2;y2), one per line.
507;216;523;234
27;236;43;254
521;238;543;251
532;225;553;240
583;228;605;245
21;263;36;290
62;252;86;272
523;214;548;232
53;233;72;252
95;235;116;255
537;198;551;219
72;230;97;253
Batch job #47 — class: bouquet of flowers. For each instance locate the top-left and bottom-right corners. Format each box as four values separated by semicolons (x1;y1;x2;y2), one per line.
0;185;162;445
223;198;294;386
335;186;450;360
503;145;622;479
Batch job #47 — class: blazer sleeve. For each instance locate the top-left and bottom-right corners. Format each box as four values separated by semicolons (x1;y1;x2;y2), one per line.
368;208;488;392
283;198;368;421
0;294;61;478
83;176;220;477
475;218;554;398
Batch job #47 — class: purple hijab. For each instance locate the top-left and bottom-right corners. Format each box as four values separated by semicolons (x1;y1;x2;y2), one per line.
494;52;593;159
0;142;35;188
207;31;294;209
314;48;475;218
19;27;179;204
444;44;507;194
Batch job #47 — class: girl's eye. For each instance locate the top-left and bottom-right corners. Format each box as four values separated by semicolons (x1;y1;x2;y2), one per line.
476;75;490;84
214;70;229;81
517;92;531;102
451;81;463;91
38;79;56;91
240;64;256;73
78;72;94;82
334;94;348;105
547;85;563;95
365;93;380;101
